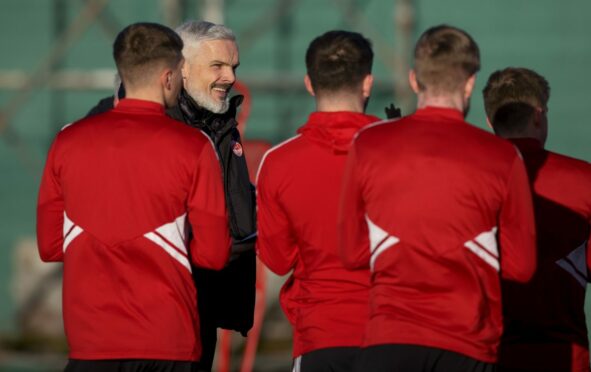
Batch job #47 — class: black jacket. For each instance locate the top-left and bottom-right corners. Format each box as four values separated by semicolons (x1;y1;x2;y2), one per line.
168;89;256;248
167;90;256;336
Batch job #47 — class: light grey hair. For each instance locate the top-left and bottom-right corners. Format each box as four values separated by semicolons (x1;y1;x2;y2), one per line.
175;21;236;58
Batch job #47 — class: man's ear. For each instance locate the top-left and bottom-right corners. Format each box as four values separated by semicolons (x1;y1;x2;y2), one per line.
533;107;548;145
532;107;544;127
485;116;493;129
464;74;477;99
362;74;374;98
181;59;189;81
160;69;173;91
409;70;420;94
304;74;315;97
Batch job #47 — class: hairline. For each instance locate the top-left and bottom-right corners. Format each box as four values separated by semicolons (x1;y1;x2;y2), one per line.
413;25;480;93
175;21;237;60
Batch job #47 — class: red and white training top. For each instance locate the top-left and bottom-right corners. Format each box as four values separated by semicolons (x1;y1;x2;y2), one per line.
338;106;537;363
36;99;231;361
499;138;591;372
256;111;379;357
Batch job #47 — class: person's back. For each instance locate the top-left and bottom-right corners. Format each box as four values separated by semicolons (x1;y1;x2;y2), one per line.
82;21;257;372
339;25;536;372
344;105;532;361
37;23;231;370
257;111;377;355
256;31;379;371
483;67;591;372
41;100;229;358
505;144;591;357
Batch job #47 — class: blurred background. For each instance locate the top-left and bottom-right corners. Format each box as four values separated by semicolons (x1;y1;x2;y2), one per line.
1;0;590;371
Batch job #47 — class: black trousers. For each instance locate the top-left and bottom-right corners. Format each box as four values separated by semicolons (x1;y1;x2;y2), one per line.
195;322;217;372
64;359;197;372
354;344;496;372
292;347;361;372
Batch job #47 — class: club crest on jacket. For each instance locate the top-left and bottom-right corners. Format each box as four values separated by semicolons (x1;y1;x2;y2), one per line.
232;140;243;157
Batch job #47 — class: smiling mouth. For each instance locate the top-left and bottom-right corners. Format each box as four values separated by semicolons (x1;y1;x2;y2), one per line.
211;85;232;101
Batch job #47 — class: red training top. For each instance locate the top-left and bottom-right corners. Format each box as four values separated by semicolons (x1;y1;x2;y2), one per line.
256;111;379;357
36;99;231;361
499;138;591;372
338;106;537;363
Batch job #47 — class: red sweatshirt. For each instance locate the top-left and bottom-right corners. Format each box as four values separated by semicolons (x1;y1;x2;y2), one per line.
499;138;591;372
338;106;536;363
256;111;380;357
36;99;231;361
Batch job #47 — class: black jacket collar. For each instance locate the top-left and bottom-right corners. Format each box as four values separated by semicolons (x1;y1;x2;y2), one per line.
175;89;243;136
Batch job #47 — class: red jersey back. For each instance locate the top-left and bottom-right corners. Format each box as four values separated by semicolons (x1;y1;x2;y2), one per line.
256;111;379;357
499;138;591;372
338;107;536;363
36;99;231;361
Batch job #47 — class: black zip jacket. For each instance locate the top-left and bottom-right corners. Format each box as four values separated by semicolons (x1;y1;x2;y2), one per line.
167;89;256;337
168;90;256;246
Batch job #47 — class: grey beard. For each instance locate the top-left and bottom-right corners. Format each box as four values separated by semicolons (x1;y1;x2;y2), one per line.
186;87;230;114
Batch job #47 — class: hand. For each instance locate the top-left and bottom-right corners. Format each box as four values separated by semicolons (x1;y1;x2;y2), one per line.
385;103;402;119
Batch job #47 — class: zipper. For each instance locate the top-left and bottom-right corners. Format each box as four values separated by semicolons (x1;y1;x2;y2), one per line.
214;125;241;239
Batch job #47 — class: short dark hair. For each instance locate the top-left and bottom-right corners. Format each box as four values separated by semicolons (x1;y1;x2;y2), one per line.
305;30;373;93
483;67;550;126
414;25;480;94
489;101;538;136
113;22;183;88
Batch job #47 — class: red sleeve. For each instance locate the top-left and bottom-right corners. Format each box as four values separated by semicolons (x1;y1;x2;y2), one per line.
338;143;370;270
586;182;591;273
187;140;231;270
36;136;65;262
586;232;591;273
499;154;537;282
255;155;298;276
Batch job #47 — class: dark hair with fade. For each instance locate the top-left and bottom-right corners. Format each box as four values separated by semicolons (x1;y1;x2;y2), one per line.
488;102;538;136
414;25;480;94
113;22;184;88
483;68;550;137
305;30;373;93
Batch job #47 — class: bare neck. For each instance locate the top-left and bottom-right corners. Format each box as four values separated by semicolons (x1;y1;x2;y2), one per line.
498;126;547;147
416;90;465;112
315;92;365;113
124;86;165;106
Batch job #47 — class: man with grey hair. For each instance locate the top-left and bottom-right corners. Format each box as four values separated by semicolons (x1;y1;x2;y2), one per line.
168;20;256;372
174;21;238;114
86;20;256;372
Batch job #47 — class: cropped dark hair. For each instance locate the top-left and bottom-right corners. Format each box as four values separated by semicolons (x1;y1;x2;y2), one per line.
414;25;480;94
305;30;373;93
489;102;539;136
483;68;550;137
113;22;183;87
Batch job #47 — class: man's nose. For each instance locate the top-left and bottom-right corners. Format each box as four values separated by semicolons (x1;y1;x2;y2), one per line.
221;67;236;84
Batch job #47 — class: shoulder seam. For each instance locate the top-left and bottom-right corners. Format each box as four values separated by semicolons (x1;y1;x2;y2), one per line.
354;118;399;141
198;129;220;161
255;134;302;183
